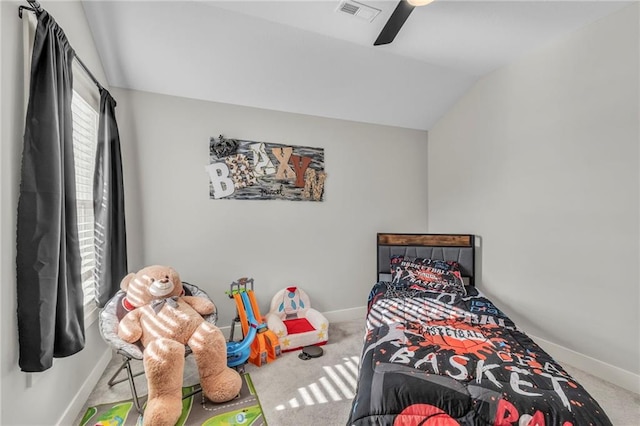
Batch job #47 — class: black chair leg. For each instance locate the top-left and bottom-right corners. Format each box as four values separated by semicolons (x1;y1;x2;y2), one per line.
107;355;145;413
108;354;209;414
124;360;144;413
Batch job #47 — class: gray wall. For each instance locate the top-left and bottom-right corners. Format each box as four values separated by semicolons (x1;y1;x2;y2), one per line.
1;1;113;425
2;0;637;423
1;3;429;421
428;3;639;391
111;87;429;329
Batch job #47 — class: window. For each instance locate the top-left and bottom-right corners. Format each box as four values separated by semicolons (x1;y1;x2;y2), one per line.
23;10;103;326
71;90;99;320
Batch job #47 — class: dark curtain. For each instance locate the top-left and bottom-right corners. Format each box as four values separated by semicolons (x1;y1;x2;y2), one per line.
93;88;128;307
16;11;85;372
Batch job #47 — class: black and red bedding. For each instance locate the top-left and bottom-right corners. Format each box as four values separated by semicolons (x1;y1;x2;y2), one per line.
347;272;612;425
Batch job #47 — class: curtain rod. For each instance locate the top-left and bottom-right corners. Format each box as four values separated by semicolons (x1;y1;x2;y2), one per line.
19;0;104;91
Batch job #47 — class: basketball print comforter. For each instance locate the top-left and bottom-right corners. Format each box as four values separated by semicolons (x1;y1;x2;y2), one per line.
347;282;612;426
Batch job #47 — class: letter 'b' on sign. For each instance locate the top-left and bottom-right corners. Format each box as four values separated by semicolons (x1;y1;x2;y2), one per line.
205;163;235;199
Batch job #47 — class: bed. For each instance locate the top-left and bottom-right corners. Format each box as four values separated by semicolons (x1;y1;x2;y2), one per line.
347;233;612;426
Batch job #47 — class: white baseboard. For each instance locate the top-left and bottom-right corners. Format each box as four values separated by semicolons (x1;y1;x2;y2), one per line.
218;305;367;336
322;305;367;323
529;333;640;395
56;349;113;426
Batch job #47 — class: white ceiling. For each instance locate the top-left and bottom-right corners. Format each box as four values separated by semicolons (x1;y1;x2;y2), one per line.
82;0;631;130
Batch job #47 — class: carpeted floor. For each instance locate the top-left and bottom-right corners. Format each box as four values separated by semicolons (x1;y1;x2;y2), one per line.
77;374;264;426
75;319;639;425
73;319;365;426
245;319;364;426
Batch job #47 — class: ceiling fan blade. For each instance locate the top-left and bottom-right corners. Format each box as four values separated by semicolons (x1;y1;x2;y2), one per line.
374;0;415;46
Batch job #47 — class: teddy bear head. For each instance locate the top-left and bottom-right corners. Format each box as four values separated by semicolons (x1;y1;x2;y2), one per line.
120;265;184;309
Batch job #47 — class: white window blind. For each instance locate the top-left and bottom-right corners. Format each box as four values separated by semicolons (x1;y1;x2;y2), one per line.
71;90;98;309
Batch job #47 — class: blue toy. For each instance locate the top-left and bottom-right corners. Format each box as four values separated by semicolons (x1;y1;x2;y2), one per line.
226;291;258;368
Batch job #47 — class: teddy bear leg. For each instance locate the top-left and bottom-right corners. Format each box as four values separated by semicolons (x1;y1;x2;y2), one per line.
189;322;242;403
142;338;185;426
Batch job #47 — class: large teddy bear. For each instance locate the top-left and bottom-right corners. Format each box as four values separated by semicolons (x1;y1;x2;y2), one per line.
117;265;241;426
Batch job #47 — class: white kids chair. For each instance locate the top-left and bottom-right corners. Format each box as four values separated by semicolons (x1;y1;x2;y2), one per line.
265;287;328;352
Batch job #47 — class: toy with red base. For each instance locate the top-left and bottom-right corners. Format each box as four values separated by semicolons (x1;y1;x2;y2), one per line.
265;286;329;352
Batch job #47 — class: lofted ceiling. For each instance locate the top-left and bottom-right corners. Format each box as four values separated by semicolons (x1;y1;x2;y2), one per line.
81;0;631;130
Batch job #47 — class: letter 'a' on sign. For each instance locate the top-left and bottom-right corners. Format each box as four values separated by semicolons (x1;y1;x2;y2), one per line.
249;142;276;177
205;163;235;199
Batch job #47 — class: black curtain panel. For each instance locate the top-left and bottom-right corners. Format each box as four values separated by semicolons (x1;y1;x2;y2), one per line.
16;10;85;372
93;88;128;307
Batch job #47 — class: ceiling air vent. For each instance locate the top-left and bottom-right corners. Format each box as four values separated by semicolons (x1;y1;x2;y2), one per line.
336;0;381;23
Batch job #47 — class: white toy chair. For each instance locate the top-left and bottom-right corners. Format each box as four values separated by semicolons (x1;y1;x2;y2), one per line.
265;287;328;352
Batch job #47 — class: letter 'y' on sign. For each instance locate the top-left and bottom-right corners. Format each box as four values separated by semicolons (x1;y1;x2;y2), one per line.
205;163;235;199
289;155;312;188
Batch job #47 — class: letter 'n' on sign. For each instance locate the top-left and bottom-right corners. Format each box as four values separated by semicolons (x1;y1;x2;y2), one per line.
303;169;326;201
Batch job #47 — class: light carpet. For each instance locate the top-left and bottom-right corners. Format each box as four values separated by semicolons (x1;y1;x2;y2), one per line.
75;319;639;425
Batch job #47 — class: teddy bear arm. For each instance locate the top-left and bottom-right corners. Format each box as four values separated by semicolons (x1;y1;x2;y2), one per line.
182;296;215;316
118;310;143;343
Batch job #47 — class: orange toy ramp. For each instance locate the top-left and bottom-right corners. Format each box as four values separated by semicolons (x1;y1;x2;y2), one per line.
229;278;281;367
246;289;281;366
246;290;281;364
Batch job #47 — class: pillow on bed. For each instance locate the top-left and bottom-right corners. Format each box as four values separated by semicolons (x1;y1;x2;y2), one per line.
390;256;466;295
390;256;462;273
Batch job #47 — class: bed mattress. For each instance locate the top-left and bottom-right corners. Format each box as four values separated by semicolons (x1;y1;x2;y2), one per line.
347;281;612;426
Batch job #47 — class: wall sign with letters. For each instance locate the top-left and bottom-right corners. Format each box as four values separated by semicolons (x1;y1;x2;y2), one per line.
205;135;327;201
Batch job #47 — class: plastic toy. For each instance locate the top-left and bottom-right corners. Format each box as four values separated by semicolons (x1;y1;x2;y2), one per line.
265;286;329;352
226;290;258;368
228;278;281;367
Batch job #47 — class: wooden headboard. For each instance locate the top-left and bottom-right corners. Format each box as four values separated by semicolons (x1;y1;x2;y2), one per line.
377;233;476;286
